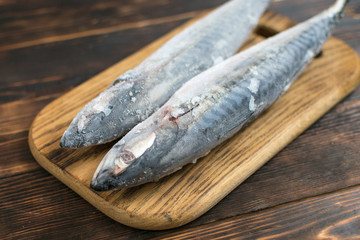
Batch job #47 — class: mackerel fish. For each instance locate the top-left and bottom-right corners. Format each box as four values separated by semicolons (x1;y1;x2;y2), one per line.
60;0;271;148
91;0;349;190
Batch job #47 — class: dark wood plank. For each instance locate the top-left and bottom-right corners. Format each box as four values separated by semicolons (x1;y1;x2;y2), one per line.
0;169;135;240
0;19;188;103
1;0;359;54
0;96;59;178
2;170;360;240
0;0;226;51
0;169;189;240
155;186;360;240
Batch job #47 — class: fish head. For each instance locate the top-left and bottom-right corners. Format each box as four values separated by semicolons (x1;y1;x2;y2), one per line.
60;81;140;148
60;112;109;148
90;128;157;191
90;145;135;191
90;108;185;191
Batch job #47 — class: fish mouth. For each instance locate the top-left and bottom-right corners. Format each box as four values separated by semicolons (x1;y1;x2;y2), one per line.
90;165;130;191
60;128;86;148
90;145;135;191
60;116;109;148
90;159;118;191
61;97;123;148
90;129;157;190
90;169;116;191
60;130;100;149
90;169;134;191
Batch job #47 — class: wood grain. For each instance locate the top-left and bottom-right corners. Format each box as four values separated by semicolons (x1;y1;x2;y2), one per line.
0;0;227;51
0;19;188;103
155;186;360;240
0;95;59;178
2;0;359;53
27;11;360;230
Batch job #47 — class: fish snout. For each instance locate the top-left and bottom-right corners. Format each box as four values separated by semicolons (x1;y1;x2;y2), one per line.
90;146;135;190
60;127;85;148
90;169;115;191
60;114;112;148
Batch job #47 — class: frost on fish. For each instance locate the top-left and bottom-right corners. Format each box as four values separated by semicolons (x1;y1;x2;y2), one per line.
91;0;349;190
248;78;260;94
60;0;271;148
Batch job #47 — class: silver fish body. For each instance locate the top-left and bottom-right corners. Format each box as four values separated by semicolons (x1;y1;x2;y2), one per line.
91;0;349;191
60;0;271;148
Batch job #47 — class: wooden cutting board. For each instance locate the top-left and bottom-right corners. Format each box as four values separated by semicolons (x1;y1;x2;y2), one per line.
29;11;360;230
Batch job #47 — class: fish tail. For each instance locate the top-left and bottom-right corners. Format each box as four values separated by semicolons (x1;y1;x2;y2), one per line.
329;0;350;20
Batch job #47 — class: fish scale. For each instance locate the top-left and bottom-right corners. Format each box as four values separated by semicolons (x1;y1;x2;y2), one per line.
61;0;270;148
91;0;349;190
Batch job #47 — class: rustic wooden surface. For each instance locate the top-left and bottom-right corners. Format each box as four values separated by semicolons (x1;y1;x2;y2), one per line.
1;0;360;239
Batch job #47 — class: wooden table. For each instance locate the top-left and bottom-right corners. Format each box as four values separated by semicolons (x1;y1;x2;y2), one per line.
1;0;360;239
